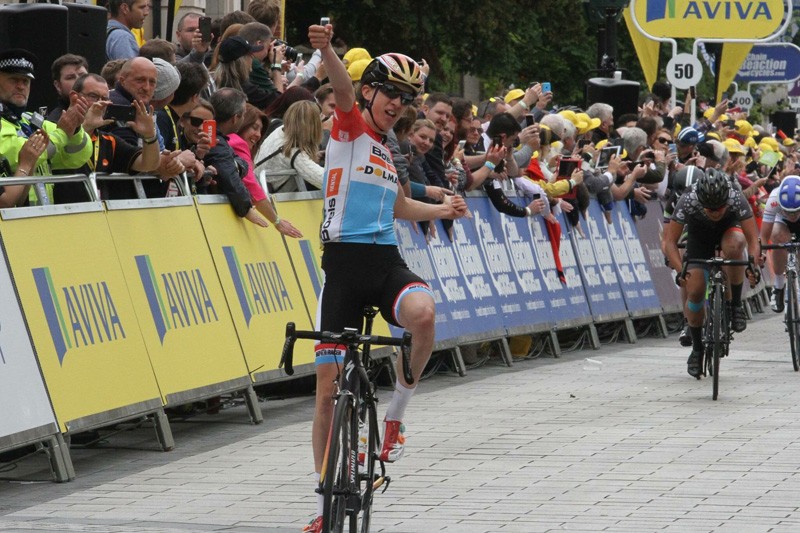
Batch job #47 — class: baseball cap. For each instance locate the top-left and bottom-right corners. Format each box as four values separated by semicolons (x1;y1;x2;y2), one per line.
677;126;704;144
218;36;264;63
342;47;370;67
734;120;753;137
723;138;744;155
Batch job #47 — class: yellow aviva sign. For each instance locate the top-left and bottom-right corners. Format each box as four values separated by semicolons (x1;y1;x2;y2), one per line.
633;0;786;39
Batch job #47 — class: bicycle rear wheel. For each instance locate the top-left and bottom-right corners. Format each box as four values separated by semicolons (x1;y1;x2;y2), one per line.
711;286;724;401
787;271;800;371
322;398;356;533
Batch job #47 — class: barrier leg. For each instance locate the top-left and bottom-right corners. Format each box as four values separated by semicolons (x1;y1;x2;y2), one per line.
587;324;601;350
759;288;769;307
243;385;264;425
548;330;561;358
623;318;637;344
497;338;513;367
655;315;669;338
743;299;753;320
46;435;73;483
751;293;763;314
153;409;174;452
450;347;467;377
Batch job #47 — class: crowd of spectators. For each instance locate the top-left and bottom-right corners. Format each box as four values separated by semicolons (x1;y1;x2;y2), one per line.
1;0;799;251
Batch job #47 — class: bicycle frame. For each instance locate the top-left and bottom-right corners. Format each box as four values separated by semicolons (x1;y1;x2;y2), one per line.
762;239;800;371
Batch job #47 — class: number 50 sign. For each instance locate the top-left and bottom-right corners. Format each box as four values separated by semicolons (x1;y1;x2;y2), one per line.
666;53;703;90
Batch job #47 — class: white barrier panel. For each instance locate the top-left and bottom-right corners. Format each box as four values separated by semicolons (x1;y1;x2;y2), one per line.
0;240;59;447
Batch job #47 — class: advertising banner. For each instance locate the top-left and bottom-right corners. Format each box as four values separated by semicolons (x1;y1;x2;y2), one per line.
106;201;251;403
635;201;683;312
194;197;317;381
632;0;786;40
608;202;662;316
735;43;800;83
0;243;59;446
567;204;628;321
555;211;593;326
422;209;505;341
469;196;549;331
0;211;161;433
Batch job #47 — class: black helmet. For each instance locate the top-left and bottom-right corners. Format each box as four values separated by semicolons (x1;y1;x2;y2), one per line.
695;168;730;209
673;165;704;196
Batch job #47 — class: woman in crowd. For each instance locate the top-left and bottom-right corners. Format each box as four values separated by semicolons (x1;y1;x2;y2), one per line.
254;99;324;193
229;103;302;237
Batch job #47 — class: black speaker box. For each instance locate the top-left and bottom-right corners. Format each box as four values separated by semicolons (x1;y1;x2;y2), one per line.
64;3;108;76
770;110;798;137
585;77;641;119
0;3;69;112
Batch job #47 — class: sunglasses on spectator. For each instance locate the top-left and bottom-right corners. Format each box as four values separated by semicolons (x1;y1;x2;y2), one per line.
657;137;672;144
186;116;205;127
469;126;483;133
377;83;416;105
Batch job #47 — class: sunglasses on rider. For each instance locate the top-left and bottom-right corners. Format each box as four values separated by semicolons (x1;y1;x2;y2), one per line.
377;83;416;105
704;204;727;213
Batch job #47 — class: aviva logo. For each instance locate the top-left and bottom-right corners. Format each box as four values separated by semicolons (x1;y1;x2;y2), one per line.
222;246;292;326
32;267;125;365
134;255;218;343
646;0;774;21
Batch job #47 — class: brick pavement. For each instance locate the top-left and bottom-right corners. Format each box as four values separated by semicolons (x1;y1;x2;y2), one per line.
3;311;800;532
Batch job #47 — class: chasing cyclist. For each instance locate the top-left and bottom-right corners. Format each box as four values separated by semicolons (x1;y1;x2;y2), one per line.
304;22;468;533
663;168;760;378
761;176;800;312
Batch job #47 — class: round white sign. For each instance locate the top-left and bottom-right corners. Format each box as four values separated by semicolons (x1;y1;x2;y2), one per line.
730;90;754;111
666;53;703;90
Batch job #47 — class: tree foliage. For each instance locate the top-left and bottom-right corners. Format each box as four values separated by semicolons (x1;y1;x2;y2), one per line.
284;0;648;106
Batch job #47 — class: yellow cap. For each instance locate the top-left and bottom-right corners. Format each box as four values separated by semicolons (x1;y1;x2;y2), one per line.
347;58;371;82
504;88;525;104
576;112;601;134
703;107;728;122
783;137;796;147
734;120;753;137
744;137;758;149
705;131;720;141
342;47;370;67
723;138;744;155
558;110;588;133
760;136;780;151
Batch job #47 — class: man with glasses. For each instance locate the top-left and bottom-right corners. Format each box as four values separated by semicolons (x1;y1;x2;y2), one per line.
663;168;760;378
303;22;468;533
53;73;161;203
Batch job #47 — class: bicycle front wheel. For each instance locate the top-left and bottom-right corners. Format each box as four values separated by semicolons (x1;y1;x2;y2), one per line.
711;286;724;401
322;398;356;533
359;401;379;533
787;271;800;371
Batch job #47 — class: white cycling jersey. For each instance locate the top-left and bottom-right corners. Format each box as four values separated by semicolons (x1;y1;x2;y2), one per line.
320;105;399;245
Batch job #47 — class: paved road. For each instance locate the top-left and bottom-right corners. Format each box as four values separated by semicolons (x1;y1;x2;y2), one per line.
3;310;800;532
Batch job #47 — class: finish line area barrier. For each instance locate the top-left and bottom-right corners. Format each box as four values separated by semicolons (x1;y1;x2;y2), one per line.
0;176;766;481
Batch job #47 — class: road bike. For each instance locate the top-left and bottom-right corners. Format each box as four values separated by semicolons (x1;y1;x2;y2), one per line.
762;240;800;371
680;255;751;400
280;308;413;533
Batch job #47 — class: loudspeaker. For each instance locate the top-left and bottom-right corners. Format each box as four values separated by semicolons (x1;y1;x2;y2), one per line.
771;110;798;137
64;3;108;76
0;3;69;112
585;77;640;119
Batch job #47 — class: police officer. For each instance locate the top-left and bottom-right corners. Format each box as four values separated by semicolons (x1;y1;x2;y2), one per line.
0;48;92;203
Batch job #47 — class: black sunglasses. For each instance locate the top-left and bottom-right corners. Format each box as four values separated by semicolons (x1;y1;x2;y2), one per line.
657;137;672;144
186;116;205;127
377;83;416;105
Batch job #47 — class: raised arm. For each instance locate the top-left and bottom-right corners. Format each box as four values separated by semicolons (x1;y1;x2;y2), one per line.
308;23;354;113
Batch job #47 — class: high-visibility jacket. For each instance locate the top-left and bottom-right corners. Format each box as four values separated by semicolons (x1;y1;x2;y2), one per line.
0;112;92;176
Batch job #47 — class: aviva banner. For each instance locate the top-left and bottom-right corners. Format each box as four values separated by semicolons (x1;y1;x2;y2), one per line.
196;196;317;382
0;211;161;433
106;202;251;403
633;0;786;39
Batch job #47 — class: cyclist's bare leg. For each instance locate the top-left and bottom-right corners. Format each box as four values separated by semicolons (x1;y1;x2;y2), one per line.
721;228;747;297
394;290;436;386
770;223;791;279
312;362;339;473
684;266;706;329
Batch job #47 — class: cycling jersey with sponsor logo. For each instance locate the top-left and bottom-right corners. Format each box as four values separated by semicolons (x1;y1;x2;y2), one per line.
320;105;399;245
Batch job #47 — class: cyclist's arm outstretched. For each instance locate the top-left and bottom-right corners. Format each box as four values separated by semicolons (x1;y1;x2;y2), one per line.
394;183;468;222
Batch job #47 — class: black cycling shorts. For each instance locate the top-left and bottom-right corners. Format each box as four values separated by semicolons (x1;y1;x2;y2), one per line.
685;218;742;267
315;243;431;361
